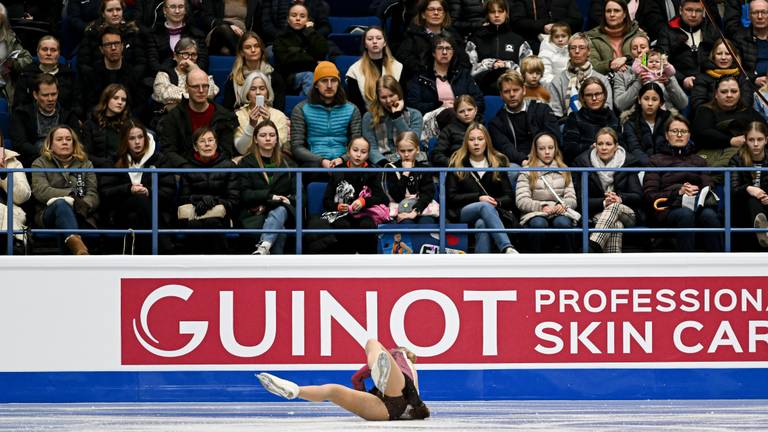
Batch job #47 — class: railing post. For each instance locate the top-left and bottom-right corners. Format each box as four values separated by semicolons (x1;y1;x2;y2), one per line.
295;171;303;255
5;169;14;255
580;171;589;253
439;171;446;254
724;170;731;253
151;171;159;255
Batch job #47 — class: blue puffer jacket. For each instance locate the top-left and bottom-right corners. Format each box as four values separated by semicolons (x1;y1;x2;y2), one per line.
301;102;357;161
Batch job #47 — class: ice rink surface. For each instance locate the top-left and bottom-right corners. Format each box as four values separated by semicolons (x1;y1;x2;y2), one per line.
2;400;768;432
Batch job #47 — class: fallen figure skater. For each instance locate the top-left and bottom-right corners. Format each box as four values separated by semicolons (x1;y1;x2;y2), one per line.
257;339;430;420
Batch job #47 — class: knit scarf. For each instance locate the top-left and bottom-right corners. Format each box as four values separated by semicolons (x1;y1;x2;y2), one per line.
589;145;626;192
566;62;593;114
705;67;740;78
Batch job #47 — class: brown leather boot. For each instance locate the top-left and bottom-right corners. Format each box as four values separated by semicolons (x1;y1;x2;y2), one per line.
65;235;90;255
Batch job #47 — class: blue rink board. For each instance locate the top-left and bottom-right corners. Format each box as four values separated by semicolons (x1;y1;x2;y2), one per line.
2;369;768;403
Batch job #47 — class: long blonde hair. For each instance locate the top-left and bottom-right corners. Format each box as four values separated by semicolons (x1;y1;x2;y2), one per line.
359;26;396;105
526;132;570;190
40;125;88;162
448;122;507;181
369;75;403;126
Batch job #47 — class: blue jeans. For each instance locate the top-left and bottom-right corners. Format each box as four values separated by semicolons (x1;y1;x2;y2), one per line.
292;72;314;96
460;201;512;253
666;207;722;252
526;215;574;253
261;206;289;254
43;199;80;252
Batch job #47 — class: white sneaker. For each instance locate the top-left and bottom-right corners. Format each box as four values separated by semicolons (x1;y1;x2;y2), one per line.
504;246;519;254
257;373;299;399
370;351;392;393
252;243;271;255
755;213;768;248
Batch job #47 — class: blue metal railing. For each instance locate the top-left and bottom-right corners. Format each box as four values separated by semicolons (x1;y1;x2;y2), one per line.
2;165;768;255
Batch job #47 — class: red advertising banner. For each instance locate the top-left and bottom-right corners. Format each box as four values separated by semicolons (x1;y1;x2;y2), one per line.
121;277;768;365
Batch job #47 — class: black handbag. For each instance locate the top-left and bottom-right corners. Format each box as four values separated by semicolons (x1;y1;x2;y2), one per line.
470;173;519;227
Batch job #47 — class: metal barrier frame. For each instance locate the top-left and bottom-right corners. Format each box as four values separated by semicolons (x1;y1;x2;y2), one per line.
3;165;768;255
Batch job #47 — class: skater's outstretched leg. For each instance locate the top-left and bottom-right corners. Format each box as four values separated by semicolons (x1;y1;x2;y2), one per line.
365;339;406;397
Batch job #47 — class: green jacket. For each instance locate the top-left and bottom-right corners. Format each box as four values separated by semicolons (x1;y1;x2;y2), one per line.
586;23;645;75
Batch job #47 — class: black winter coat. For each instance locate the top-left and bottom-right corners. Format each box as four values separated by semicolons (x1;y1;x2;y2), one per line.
77;21;147;80
448;0;486;38
656;17;720;84
643;141;714;223
82;115;122;168
562;107;620;165
620;108;671;166
729;150;768;200
467;23;529;65
396;25;470;81
508;0;583;51
733;27;765;81
405;68;485;115
238;153;297;227
179;153;240;216
273;26;329;76
146;22;209;74
79;62;148;118
8;103;81;167
487;101;561;165
323;164;388;211
383;160;436;213
431;119;470;167
14;62;79;116
445;157;515;221
692;105;763;151
690;60;755;112
572;149;643;216
261;0;332;44
157;100;238;167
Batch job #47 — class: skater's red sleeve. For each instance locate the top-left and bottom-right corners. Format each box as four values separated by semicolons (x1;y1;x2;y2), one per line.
351;365;371;391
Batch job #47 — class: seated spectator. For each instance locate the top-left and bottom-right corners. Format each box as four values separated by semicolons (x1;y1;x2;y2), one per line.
76;0;146;81
146;0;209;74
547;32;613;118
613;37;688;112
14;36;77;114
99;120;176;254
562;77;620;164
261;0;332;46
521;56;550;103
755;79;768;122
31;126;99;255
397;0;470;82
382;131;438;225
539;22;571;86
273;3;330;96
406;35;485;119
516;132;577;253
657;0;720;92
135;0;213;33
620;82;671;165
729;121;768;248
239;120;296;255
80;26;148;117
0;130;31;254
152;37;219;117
644;114;722;252
446;122;519;253
206;0;264;56
587;0;666;42
362;76;424;165
734;0;768;89
693;76;763;170
234;71;290;157
448;0;485;39
572;127;642;253
585;0;646;75
82;84;132;168
0;3;33;105
66;0;100;42
222;31;286;112
322;136;388;254
691;38;754;113
488;70;561;166
431;95;479;166
10;74;81;167
346;26;403;113
466;0;531;94
508;0;582;53
290;62;362;169
725;0;757;34
158;68;237;167
177;127;240;254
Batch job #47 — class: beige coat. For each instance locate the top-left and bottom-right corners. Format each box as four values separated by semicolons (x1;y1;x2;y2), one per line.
515;169;577;218
0;149;31;238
